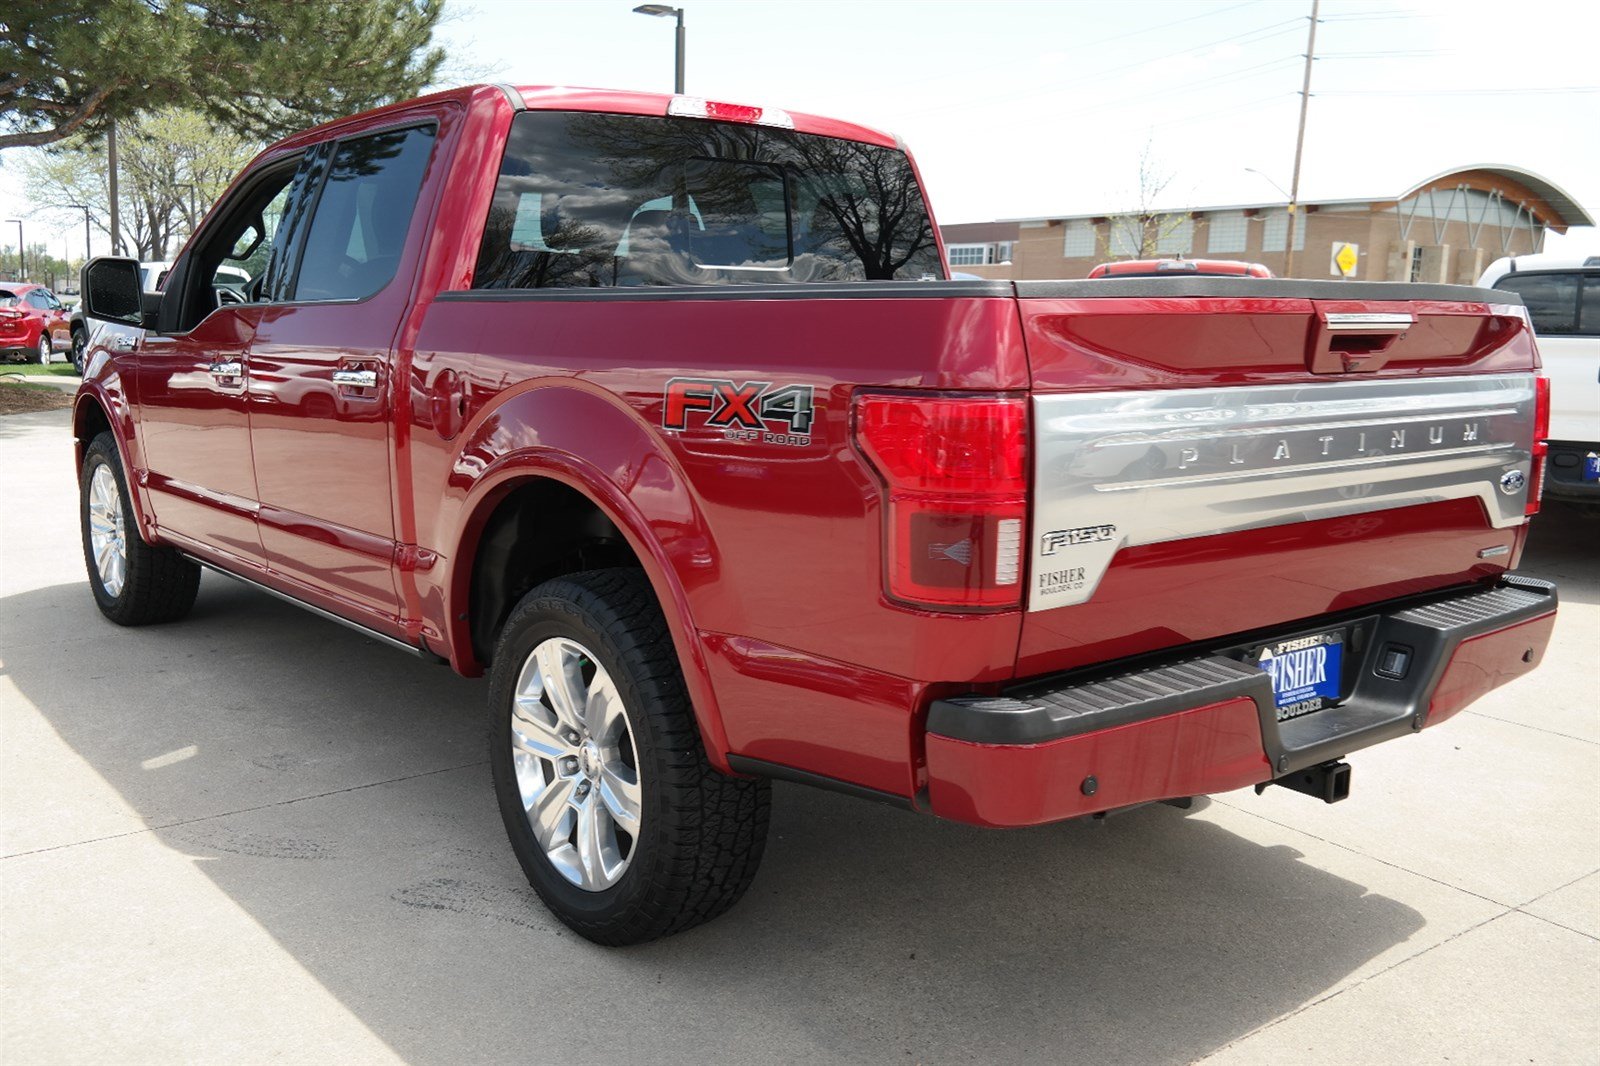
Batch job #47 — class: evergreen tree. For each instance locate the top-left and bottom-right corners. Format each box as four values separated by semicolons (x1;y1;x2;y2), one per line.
0;0;446;151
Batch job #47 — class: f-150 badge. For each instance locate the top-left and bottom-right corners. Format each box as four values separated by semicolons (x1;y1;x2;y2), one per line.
663;377;816;447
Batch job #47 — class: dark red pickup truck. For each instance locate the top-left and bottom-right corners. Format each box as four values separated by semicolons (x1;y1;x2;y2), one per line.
74;84;1557;944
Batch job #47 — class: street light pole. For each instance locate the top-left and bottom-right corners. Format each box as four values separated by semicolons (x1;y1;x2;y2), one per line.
1284;0;1320;278
633;5;686;94
67;203;92;262
5;219;23;281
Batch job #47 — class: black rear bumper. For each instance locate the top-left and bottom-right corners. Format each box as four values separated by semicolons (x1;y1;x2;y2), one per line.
929;575;1558;777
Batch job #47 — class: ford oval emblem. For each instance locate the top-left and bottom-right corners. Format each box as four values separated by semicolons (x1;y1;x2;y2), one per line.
1499;469;1527;495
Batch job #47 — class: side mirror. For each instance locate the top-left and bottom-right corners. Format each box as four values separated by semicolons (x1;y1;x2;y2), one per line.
81;257;144;326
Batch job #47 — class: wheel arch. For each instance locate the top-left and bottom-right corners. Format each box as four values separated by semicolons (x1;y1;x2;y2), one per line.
442;385;733;770
73;382;155;542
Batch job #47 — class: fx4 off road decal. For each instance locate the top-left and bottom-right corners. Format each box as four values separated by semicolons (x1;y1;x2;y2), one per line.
663;378;817;447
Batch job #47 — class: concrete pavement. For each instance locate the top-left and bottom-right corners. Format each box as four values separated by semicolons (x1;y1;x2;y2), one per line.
2;408;1596;1065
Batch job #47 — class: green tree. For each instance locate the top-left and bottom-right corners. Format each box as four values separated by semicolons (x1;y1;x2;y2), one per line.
1;243;81;289
0;0;446;151
22;109;259;260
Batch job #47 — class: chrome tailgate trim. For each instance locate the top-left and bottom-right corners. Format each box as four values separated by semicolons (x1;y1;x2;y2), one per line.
1029;373;1536;611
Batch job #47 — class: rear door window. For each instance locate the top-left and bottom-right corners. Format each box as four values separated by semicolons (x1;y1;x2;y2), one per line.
1494;272;1580;334
289;124;437;302
473;111;941;288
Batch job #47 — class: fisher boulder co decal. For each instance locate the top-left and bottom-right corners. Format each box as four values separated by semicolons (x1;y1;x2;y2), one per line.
663;378;817;447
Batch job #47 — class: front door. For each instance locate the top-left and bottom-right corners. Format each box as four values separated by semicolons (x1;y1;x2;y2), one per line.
245;122;440;627
135;172;299;571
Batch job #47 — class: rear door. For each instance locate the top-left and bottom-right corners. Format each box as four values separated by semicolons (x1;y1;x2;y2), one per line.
1013;279;1541;677
245;120;441;627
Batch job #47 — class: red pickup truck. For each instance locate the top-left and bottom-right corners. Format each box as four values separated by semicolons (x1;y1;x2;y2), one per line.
74;84;1557;945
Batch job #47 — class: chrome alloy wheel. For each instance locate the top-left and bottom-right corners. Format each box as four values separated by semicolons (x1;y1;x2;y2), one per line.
511;637;643;892
87;463;128;596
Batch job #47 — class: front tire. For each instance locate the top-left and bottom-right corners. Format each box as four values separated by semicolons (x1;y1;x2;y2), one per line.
80;431;201;625
489;569;769;945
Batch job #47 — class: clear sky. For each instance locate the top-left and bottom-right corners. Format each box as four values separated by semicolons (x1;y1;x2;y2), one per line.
4;0;1597;259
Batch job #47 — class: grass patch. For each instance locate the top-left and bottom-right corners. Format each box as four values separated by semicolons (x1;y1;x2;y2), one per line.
1;362;78;377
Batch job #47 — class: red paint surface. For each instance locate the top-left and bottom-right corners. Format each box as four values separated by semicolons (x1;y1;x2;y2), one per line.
74;84;1552;810
1016;497;1512;678
1425;613;1556;727
925;697;1271;827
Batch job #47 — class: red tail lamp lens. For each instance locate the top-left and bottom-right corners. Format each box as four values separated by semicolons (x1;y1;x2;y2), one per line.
1527;374;1550;516
854;393;1027;610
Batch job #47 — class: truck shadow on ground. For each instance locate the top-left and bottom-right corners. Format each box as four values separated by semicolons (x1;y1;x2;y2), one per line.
4;576;1438;1065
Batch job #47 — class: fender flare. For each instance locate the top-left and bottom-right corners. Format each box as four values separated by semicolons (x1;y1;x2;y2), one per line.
441;383;736;772
72;376;157;543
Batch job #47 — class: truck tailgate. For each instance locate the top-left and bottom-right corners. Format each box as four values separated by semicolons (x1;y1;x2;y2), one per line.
1013;279;1540;677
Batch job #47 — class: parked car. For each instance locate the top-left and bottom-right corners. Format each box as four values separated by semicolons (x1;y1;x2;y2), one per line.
1087;258;1274;279
73;84;1557;945
1479;253;1600;500
0;282;71;363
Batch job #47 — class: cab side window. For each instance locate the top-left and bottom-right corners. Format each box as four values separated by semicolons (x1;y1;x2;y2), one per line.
289;125;437;302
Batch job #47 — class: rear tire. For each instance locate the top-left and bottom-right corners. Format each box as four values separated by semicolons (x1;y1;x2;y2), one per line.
36;332;51;364
488;568;769;945
71;327;86;374
80;431;201;625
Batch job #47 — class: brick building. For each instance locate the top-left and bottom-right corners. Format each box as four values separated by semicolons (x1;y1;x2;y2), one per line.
940;165;1591;284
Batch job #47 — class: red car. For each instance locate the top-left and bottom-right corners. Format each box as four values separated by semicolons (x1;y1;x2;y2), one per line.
1087;258;1274;279
73;85;1555;945
0;282;71;363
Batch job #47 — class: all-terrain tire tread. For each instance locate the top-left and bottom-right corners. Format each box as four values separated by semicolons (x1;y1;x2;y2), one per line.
492;568;769;945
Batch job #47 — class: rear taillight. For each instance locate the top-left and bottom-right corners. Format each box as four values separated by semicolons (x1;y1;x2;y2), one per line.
1527;374;1550;516
853;392;1027;611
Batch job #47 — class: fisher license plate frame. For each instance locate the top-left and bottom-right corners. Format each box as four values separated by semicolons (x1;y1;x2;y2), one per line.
1254;630;1346;722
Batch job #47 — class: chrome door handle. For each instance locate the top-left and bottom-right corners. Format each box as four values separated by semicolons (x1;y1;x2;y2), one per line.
111;335;136;352
332;369;378;388
208;360;243;377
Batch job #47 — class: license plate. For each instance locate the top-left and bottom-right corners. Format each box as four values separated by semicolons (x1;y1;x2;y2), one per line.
1255;631;1344;720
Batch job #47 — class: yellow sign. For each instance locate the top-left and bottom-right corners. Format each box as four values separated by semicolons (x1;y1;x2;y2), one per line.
1332;242;1359;277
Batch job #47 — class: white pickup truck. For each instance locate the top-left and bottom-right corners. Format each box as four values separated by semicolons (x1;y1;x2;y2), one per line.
1481;253;1600;499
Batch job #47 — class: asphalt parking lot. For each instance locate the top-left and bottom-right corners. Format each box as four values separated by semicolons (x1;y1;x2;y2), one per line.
2;406;1596;1065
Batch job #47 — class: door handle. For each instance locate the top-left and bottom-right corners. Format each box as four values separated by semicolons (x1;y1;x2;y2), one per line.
208;360;243;378
111;335;136;352
332;369;378;389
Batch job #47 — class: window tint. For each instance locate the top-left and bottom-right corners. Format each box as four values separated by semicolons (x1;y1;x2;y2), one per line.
26;289;56;309
1495;273;1580;334
291;125;436;301
1580;276;1600;336
474;111;941;288
0;290;17;307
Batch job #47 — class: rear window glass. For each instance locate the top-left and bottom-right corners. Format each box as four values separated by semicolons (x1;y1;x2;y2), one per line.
1581;277;1600;335
473;111;941;288
0;290;18;307
1494;272;1580;334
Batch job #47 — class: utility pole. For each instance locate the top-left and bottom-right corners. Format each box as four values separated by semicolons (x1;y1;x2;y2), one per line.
1284;0;1319;279
107;117;122;256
